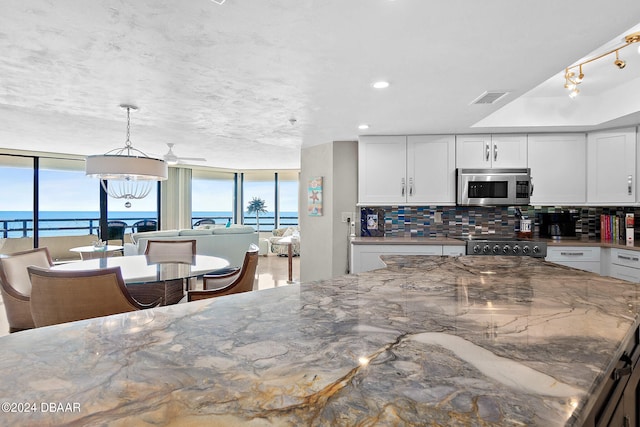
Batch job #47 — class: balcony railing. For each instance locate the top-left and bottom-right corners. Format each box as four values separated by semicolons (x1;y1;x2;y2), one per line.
1;215;300;238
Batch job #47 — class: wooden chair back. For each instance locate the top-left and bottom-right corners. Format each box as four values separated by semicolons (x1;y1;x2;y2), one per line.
144;240;196;258
28;265;160;328
188;244;259;302
0;247;53;332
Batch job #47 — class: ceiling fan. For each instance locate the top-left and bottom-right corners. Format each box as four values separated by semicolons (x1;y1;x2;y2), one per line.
162;143;206;166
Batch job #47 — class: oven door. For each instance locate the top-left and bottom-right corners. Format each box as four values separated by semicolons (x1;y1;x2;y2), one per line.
457;168;530;206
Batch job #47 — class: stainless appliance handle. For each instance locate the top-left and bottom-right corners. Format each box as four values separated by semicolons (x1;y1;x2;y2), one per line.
493;143;498;161
401;178;405;197
628;175;633;196
485;142;490;162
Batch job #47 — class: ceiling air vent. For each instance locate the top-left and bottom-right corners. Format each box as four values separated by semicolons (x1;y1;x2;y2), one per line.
470;91;509;105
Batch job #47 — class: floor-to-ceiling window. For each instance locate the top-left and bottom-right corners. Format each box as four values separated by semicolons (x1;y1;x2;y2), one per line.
0;155;35;253
191;170;236;227
278;171;299;228
243;172;277;232
38;158;101;237
106;181;159;239
0;152;161;252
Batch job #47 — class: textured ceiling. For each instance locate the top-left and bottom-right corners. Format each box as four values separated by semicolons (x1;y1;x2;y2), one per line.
1;1;640;170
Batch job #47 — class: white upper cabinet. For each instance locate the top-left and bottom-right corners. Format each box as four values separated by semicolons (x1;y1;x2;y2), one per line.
456;134;527;168
528;134;586;205
358;135;456;205
358;136;407;204
587;128;637;205
407;135;456;204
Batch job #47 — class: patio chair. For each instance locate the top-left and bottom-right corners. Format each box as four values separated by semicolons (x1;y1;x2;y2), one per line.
105;220;128;243
28;265;161;328
0;247;53;333
187;244;258;301
133;219;158;233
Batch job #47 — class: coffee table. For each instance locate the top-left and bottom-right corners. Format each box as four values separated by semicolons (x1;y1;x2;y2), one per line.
69;245;124;260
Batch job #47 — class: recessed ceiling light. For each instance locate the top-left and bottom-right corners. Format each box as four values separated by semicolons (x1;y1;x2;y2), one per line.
358;124;370;130
372;81;390;89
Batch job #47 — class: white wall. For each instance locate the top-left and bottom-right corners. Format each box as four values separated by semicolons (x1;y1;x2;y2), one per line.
332;142;358;277
300;141;358;282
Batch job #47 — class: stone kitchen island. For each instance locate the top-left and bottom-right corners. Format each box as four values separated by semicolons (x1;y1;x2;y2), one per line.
0;256;638;426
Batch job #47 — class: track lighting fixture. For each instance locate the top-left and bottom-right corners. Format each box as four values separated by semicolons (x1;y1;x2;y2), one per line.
564;31;639;97
614;50;626;69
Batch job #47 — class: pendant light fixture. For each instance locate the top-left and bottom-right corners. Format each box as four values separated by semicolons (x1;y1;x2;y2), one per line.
85;105;168;208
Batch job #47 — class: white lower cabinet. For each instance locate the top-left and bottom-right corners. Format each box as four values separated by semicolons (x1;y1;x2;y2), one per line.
545;246;601;274
350;244;465;274
608;248;640;283
442;245;466;256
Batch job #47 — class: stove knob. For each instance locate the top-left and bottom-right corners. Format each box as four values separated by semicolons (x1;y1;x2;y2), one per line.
512;244;521;254
473;244;481;254
502;245;510;254
483;244;491;254
532;246;540;254
522;246;531;254
492;244;501;254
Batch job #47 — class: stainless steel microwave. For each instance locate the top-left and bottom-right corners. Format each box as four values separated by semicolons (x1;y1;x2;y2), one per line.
457;168;532;206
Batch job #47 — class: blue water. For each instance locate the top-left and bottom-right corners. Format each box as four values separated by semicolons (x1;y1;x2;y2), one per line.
0;211;298;237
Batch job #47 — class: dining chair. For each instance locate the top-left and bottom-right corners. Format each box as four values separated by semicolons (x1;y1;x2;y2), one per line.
144;239;197;290
0;247;53;333
144;239;196;257
28;265;161;328
187;244;259;302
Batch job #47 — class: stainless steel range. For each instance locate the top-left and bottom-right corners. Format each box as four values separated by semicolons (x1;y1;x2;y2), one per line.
458;236;547;257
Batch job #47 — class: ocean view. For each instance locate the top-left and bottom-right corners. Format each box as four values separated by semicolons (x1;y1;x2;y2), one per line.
0;211;299;238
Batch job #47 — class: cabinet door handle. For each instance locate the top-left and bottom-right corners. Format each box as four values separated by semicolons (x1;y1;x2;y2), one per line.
560;252;584;256
530;176;534;196
409;177;413;197
493;143;498;161
401;178;405;197
612;353;633;381
617;254;639;262
485;142;490;162
628;175;633;196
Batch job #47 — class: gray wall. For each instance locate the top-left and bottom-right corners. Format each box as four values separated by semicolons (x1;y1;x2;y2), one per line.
299;141;358;282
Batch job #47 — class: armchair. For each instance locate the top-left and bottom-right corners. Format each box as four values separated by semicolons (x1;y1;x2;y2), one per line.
0;247;53;333
187;244;258;301
269;226;300;256
28;265;160;328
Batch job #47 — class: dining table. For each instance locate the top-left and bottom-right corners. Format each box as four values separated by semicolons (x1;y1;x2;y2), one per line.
52;254;230;305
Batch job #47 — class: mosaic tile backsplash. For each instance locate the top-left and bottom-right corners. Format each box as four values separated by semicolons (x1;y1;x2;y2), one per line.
360;206;640;240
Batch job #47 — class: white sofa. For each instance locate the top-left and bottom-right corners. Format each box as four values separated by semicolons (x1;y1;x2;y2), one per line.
124;225;258;268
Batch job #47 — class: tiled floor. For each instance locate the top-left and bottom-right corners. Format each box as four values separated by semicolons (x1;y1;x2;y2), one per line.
0;253;299;338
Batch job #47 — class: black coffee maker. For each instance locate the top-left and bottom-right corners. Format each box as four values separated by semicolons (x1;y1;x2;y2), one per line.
538;212;579;239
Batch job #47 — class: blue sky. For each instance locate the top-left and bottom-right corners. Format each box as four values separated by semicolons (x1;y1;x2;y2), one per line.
0;168;299;213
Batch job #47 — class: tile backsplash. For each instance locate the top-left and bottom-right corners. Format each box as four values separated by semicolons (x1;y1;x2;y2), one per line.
360;205;640;240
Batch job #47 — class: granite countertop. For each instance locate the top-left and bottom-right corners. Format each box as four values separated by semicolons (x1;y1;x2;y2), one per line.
1;256;638;426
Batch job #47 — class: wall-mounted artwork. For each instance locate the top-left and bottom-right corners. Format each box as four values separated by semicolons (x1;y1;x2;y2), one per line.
308;176;323;216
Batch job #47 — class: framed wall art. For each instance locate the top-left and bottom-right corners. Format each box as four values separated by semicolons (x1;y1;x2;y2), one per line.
308;176;323;216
